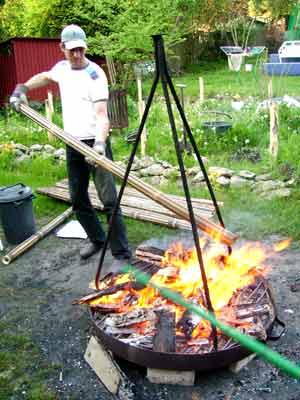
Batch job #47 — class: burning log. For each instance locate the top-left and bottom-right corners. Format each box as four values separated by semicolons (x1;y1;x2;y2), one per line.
102;326;137;335
120;334;154;349
177;337;210;354
135;246;165;264
235;304;271;320
75;259;163;305
104;308;156;328
99;308;156;339
131;258;161;273
73;282;132;305
155;266;178;279
242;318;267;341
177;301;203;340
90;303;124;313
153;310;176;353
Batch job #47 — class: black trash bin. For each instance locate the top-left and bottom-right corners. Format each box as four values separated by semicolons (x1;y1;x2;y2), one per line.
0;183;36;244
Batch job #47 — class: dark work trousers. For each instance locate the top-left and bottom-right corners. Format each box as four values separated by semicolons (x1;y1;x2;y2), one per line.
66;139;131;259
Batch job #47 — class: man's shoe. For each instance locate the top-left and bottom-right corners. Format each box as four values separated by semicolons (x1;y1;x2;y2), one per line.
80;241;103;260
109;257;132;275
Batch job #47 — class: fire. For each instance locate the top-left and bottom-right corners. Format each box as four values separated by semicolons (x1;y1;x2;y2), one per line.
273;238;292;252
148;241;270;310
89;239;289;339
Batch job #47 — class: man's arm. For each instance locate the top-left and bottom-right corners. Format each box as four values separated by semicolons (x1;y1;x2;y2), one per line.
23;71;54;90
94;100;110;143
10;71;54;111
87;100;110;158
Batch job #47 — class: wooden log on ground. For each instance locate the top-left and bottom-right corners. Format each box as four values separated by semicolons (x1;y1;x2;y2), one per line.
84;336;134;398
228;353;256;374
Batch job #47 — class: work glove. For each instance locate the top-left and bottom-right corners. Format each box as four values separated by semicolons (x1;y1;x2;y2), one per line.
85;140;106;166
9;84;28;112
93;140;106;155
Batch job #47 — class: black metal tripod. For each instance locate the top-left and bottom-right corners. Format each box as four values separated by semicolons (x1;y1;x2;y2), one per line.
95;34;229;350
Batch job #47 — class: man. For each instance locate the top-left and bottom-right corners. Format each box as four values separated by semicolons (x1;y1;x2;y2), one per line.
10;24;132;264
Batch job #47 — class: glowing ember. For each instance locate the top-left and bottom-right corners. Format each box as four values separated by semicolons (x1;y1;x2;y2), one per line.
89;239;287;341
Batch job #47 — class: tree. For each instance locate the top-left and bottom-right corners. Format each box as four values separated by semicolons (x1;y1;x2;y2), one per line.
252;0;294;21
0;0;295;61
0;0;26;39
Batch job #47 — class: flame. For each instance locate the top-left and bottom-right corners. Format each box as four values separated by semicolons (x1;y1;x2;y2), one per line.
273;238;292;252
89;240;277;339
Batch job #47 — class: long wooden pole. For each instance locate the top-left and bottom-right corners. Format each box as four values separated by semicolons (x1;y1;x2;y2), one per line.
269;101;279;159
137;77;147;156
2;207;73;265
19;104;238;246
199;77;204;104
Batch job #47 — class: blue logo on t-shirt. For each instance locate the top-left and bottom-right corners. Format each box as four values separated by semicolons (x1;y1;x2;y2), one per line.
85;64;99;80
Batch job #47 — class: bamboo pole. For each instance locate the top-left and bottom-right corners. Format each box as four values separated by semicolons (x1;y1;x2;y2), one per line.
37;185;214;226
118;185;223;207
2;207;73;265
51;180;216;214
137;77;147;156
199;77;204;104
19;104;238;246
269;102;279;159
36;187;193;230
55;178;222;208
268;78;273;99
38;186;213;219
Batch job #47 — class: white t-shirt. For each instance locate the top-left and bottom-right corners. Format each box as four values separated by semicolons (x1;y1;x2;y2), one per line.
49;60;109;140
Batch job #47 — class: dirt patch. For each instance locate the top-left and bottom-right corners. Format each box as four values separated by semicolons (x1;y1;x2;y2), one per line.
1;227;300;400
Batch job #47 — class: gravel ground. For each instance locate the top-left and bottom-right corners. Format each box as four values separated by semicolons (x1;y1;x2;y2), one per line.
0;221;300;400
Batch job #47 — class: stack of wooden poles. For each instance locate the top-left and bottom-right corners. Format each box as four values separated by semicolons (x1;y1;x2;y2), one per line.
37;179;223;231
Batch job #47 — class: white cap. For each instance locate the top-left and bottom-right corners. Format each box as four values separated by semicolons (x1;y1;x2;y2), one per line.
61;24;87;50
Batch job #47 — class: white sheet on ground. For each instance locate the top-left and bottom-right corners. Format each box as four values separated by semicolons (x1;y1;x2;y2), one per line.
56;220;87;239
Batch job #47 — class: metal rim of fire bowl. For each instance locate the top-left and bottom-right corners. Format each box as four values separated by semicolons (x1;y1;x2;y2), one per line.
89;287;276;371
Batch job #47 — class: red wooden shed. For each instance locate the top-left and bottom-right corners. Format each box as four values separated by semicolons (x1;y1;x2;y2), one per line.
0;38;62;106
0;37;106;106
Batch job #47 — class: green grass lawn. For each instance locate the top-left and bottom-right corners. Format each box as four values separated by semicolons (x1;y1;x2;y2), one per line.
0;321;58;400
140;59;300;100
